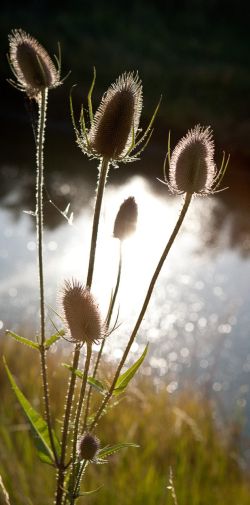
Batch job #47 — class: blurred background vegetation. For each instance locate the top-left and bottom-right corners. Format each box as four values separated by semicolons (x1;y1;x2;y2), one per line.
1;0;250;169
1;340;250;505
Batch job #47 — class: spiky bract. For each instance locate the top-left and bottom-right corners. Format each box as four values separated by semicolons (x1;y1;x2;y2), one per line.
89;73;142;160
113;197;138;241
61;280;103;344
168;125;217;195
8;29;60;99
72;71;159;167
77;433;100;461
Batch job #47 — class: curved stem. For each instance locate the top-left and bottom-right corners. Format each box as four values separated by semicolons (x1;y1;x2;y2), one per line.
36;88;58;464
89;192;193;431
55;345;81;505
71;344;92;492
82;241;123;432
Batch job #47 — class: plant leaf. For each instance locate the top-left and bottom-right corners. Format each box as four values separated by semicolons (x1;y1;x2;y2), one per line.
62;365;107;394
98;442;139;459
62;363;83;379
45;330;64;349
87;377;107;394
78;485;103;496
6;330;39;350
3;358;60;465
113;344;148;395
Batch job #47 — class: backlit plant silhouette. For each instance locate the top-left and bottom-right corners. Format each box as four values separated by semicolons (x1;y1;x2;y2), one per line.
3;29;229;505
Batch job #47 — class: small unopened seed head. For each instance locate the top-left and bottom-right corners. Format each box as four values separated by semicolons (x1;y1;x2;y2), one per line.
89;72;142;160
113;197;138;241
8;29;60;99
169;125;216;195
61;280;103;344
78;433;100;461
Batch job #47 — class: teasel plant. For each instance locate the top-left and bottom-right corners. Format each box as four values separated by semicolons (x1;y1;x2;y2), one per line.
54;72;160;504
3;29;230;505
5;28;64;469
73;124;230;452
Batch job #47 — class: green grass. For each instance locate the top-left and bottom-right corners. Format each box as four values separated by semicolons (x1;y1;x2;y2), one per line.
0;338;250;505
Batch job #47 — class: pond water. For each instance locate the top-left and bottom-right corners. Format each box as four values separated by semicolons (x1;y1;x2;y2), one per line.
1;155;250;462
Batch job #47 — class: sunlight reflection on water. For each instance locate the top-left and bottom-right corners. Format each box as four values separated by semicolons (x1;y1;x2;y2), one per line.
1;174;250;444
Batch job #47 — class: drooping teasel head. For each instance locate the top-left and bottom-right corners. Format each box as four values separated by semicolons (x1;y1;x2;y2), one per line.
113;197;138;241
8;29;61;99
71;70;160;166
77;433;100;461
61;279;103;344
165;125;229;196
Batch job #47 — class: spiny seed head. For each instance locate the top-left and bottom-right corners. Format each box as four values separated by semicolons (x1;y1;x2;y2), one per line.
8;29;60;99
169;125;216;195
61;280;103;344
89;72;142;161
113;197;138;241
78;433;100;461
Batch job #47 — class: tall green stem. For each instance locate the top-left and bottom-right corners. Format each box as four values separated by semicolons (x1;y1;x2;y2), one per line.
55;345;81;505
36;88;58;464
86;157;109;288
71;344;92;491
56;157;109;504
90;192;192;431
82;241;123;433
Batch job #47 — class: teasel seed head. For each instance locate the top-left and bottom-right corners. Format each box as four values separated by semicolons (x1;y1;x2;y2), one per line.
78;433;100;461
89;72;142;160
61;279;103;344
72;69;161;166
113;197;138;241
167;125;218;196
8;29;61;99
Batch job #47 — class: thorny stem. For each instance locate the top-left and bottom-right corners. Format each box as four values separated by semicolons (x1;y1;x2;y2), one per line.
55;345;81;505
82;241;123;432
57;157;110;504
89;192;193;431
86;157;110;288
71;343;92;490
36;88;58;465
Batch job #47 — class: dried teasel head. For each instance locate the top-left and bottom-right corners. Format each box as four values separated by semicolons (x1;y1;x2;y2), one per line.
89;73;142;160
71;70;161;166
8;29;61;99
77;433;100;461
164;125;229;196
61;279;103;345
113;197;138;241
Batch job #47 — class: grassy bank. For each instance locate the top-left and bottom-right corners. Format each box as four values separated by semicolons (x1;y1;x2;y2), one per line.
0;339;249;505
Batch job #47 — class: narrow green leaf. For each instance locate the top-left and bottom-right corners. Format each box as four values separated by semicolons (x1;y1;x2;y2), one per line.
87;377;107;394
78;485;103;497
62;363;83;379
3;358;60;465
6;330;39;350
98;442;139;459
62;364;107;394
45;330;64;349
114;344;148;395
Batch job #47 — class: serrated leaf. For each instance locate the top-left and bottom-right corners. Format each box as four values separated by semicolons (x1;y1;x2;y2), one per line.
45;330;64;349
113;344;148;395
3;358;60;465
6;330;39;350
98;442;139;459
